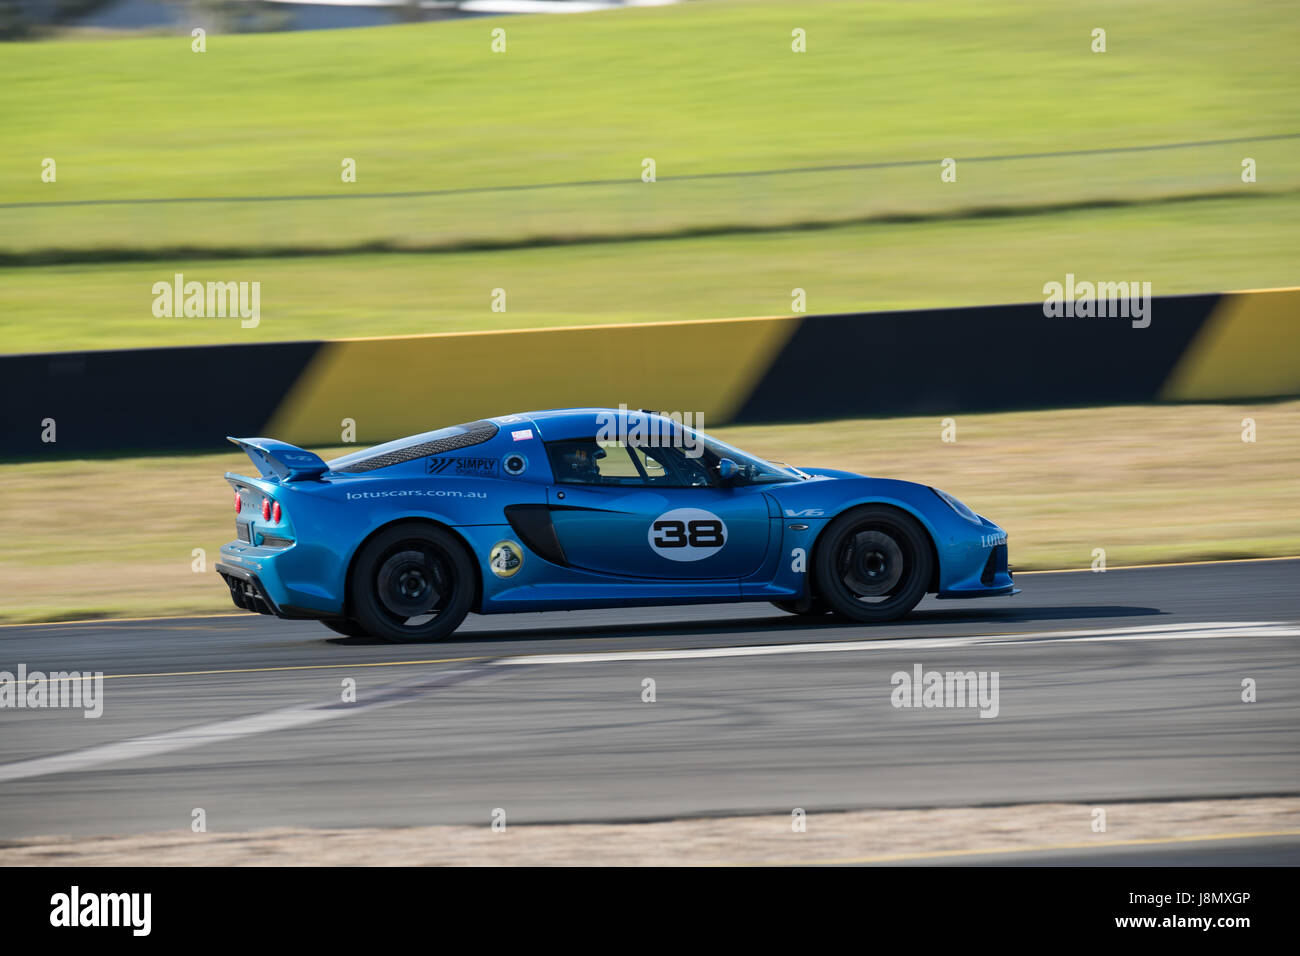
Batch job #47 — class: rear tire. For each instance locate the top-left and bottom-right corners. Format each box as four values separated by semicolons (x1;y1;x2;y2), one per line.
770;598;831;616
349;523;474;643
321;618;368;638
813;506;933;623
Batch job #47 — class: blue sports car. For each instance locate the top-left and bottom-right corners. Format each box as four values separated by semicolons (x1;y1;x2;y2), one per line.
217;408;1016;642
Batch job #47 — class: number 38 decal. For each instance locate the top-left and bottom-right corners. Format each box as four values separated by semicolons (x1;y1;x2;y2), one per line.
648;508;728;561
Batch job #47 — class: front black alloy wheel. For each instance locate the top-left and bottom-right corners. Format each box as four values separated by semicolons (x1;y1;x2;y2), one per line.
349;523;474;642
813;506;933;623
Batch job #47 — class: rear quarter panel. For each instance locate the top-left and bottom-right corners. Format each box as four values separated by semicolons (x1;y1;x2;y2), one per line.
246;427;553;613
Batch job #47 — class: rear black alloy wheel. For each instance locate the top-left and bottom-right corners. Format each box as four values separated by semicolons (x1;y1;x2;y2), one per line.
349;523;474;642
813;506;933;623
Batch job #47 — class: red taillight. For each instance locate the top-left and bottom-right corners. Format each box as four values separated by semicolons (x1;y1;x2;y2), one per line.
272;501;282;523
261;498;272;521
234;491;241;514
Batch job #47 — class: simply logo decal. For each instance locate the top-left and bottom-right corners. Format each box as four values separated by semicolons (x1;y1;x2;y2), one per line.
427;456;499;478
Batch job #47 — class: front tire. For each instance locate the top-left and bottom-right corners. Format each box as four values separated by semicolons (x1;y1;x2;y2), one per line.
349;523;474;643
813;506;933;623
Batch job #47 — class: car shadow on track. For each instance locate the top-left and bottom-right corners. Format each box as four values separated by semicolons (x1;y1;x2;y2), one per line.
901;604;1163;626
324;604;1162;647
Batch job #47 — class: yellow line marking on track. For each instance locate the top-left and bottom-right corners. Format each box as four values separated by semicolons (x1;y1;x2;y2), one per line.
9;656;487;683
15;620;1288;684
723;828;1300;867
27;639;835;683
1017;555;1300;574
0;613;247;629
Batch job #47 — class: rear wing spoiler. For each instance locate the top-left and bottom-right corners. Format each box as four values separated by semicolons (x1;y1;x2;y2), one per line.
227;437;329;482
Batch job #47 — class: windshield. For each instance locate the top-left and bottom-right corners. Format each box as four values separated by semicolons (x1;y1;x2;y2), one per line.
684;429;799;485
546;424;797;488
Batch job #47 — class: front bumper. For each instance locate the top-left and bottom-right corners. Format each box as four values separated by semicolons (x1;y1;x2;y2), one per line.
934;522;1019;599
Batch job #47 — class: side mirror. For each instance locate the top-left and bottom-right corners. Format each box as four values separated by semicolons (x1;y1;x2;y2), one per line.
717;458;739;484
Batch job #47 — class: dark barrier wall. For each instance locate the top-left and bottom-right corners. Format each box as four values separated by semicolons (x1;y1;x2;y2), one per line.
735;295;1215;422
0;342;321;457
3;289;1297;457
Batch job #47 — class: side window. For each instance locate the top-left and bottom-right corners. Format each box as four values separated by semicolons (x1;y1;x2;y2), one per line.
547;439;642;485
546;439;719;487
633;447;668;482
596;443;642;480
636;444;711;487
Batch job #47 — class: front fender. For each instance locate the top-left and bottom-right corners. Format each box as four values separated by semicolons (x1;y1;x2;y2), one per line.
769;477;1001;593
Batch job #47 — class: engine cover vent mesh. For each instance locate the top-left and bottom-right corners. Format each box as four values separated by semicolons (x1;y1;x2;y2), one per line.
334;421;500;473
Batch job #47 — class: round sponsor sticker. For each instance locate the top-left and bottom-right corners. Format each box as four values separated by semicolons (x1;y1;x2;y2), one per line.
648;508;728;562
489;540;524;578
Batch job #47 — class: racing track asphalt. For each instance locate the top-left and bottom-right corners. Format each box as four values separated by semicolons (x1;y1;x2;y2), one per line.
0;558;1297;864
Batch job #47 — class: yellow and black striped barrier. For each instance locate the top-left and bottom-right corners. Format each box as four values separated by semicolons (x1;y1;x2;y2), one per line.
3;288;1297;456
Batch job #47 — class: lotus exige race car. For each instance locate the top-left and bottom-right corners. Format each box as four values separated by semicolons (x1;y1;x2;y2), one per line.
217;409;1016;642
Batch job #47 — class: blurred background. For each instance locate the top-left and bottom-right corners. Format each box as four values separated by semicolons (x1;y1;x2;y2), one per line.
1;0;652;39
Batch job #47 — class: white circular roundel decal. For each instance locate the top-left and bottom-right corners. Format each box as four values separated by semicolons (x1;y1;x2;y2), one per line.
648;508;728;562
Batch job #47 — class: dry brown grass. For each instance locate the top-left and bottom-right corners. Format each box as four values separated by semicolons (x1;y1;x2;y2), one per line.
724;400;1300;571
3;797;1296;866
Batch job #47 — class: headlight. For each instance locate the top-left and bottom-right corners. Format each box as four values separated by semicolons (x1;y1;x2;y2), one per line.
931;487;981;524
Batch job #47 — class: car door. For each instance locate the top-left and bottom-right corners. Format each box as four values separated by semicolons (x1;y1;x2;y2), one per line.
544;439;771;580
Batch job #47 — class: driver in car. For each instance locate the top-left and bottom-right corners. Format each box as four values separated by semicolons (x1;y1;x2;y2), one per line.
559;442;605;482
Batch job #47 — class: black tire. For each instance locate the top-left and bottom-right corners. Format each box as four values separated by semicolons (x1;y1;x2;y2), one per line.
770;598;832;616
348;522;474;643
320;617;368;638
813;505;933;623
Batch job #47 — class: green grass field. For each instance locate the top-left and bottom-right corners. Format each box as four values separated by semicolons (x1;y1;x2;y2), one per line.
2;0;1297;350
3;192;1297;351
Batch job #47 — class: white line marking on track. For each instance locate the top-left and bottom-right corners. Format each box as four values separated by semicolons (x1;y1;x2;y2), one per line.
0;707;353;784
0;621;1294;784
496;622;1299;666
0;668;495;784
